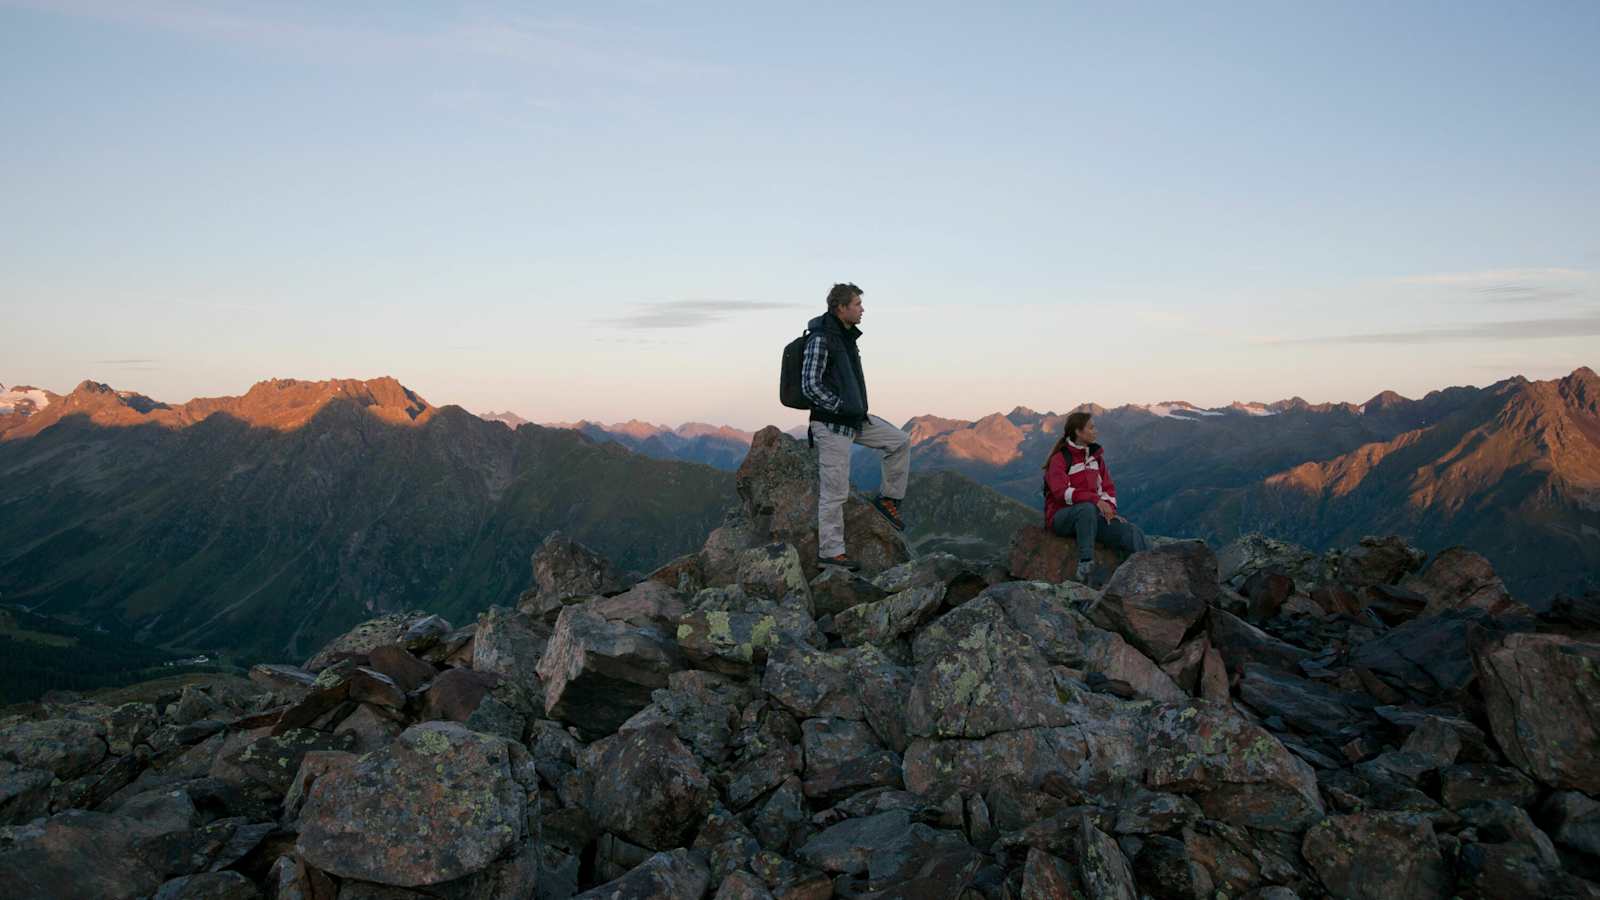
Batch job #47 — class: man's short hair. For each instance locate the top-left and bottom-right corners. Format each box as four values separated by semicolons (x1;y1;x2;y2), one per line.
826;283;863;312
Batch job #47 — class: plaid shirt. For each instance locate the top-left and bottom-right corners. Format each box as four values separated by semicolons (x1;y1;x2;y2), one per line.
801;332;857;437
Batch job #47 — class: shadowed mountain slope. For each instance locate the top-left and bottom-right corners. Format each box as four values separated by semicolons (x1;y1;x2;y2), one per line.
0;378;736;662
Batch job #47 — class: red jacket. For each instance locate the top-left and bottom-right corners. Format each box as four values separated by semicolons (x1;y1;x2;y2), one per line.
1043;441;1117;527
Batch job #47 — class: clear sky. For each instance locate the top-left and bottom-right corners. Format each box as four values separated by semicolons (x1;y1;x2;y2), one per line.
4;1;1597;431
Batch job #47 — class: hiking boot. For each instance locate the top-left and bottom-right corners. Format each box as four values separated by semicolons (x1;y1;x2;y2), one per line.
817;554;862;571
872;496;905;531
1074;559;1094;583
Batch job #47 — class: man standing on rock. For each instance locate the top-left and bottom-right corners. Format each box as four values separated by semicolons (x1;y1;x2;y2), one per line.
801;282;910;570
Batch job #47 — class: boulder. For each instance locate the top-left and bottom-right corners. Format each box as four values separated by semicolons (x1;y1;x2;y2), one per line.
364;645;435;693
1474;632;1600;792
1077;816;1139;900
470;606;548;715
582;725;714;851
1091;542;1216;661
731;543;811;604
1403;547;1519;616
834;583;945;646
417;667;500;723
1543;791;1600;858
0;717;107;780
1301;812;1451;900
1349;609;1502;702
801;717;902;802
0;761;53;826
905;598;1074;738
151;871;260;900
536;603;683;736
903;714;1143;799
523;531;624;608
809;566;889;617
572;848;711;900
619;670;747;766
676;607;816;676
1438;763;1540;811
1217;534;1325;591
1236;664;1376;740
735;426;910;577
1021;847;1079;900
796;809;912;875
295;722;526;887
1207;609;1311;674
1081;627;1187;702
585;580;690;629
761;643;912;753
1330;535;1426;588
302;610;435;672
0;808;183;900
1008;525;1126;584
1145;703;1324;832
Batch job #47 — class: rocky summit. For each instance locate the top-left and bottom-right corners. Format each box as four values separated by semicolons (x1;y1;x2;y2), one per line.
3;434;1600;899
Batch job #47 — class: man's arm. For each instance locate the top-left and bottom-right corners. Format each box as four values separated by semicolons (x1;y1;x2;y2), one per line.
800;333;843;412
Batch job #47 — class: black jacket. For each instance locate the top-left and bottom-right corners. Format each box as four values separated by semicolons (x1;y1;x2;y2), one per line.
806;312;869;428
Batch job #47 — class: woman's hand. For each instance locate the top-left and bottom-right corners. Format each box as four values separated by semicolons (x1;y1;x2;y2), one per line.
1097;500;1116;520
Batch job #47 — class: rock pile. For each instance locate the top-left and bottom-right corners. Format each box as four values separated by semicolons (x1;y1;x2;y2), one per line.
2;430;1597;899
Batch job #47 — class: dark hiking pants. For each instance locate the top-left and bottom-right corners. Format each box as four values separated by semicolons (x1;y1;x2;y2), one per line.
1050;504;1150;562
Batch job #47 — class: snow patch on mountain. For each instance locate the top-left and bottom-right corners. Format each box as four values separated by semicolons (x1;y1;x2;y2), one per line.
0;386;51;415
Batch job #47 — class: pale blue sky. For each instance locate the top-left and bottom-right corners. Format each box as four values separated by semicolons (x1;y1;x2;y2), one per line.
4;1;1597;430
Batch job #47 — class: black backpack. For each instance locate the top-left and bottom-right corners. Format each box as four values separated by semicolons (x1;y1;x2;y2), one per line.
779;329;813;410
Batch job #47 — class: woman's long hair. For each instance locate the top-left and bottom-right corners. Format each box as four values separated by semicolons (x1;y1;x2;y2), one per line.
1042;412;1093;470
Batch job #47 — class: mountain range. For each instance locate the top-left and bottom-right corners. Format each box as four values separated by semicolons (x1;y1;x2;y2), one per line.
473;367;1600;603
0;378;737;664
4;367;1594;670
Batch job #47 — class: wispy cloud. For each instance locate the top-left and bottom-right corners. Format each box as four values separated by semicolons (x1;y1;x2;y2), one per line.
599;300;800;330
1394;267;1591;287
1391;267;1594;305
1267;314;1600;346
91;358;158;365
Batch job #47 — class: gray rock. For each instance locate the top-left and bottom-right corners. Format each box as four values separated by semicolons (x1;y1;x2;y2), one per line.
572;848;711;900
1474;631;1600;792
1544;791;1600;859
796;809;912;875
302;610;436;672
834;583;945;647
152;871;261;900
809;566;889;617
905;599;1074;738
1091;541;1216;661
1145;703;1324;832
1077;816;1139;900
0;717;107;780
524;531;624;608
1301;812;1450;900
295;722;525;887
801;718;901;802
536;604;683;736
581;725;714;851
471;606;549;713
735;426;911;577
0;761;53;826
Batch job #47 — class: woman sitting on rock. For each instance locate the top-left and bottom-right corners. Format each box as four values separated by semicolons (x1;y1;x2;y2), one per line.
1043;411;1150;582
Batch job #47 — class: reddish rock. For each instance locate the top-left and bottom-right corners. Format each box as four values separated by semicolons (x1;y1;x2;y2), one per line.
735;426;911;578
1301;812;1450;900
581;726;714;851
1474;632;1600;792
1007;525;1126;583
417;667;500;723
365;645;435;693
1092;542;1216;661
295;723;526;887
1405;546;1521;616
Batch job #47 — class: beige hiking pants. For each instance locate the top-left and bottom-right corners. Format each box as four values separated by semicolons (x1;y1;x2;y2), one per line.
812;414;910;558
